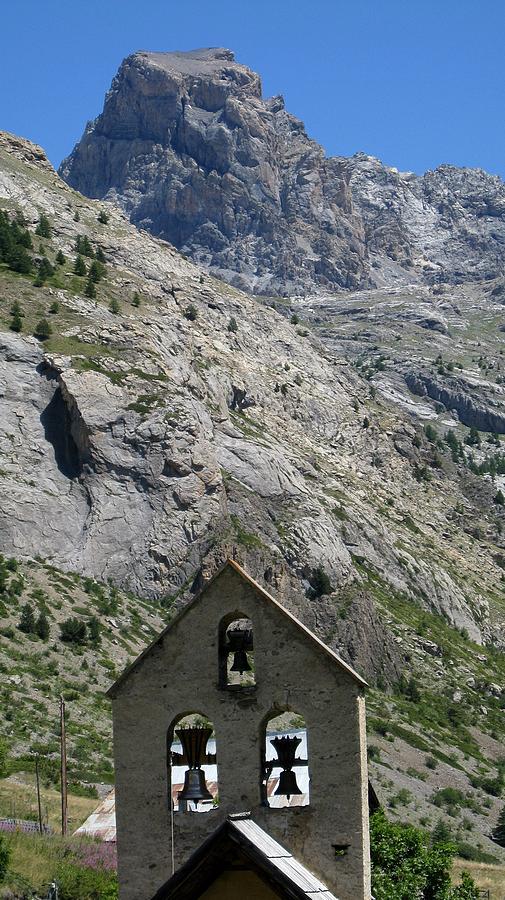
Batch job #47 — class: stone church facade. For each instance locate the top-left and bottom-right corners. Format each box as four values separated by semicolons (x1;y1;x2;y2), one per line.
108;559;371;899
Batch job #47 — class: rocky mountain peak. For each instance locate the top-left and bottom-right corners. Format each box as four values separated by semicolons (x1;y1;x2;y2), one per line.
60;48;505;296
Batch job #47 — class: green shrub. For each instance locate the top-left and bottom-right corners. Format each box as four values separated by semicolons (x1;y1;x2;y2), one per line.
34;318;52;340
183;303;198;321
307;566;332;599
59;617;87;645
0;739;8;779
56;860;118;899
98;210;109;225
9;313;23;332
85;277;96;299
73;254;87;276
35;612;50;640
370;809;478;899
0;832;10;883
18;602;36;634
35;214;51;238
492;803;505;847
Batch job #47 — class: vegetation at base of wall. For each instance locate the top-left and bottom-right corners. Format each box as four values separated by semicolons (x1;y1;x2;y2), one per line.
0;832;9;885
370;809;479;899
0;831;117;899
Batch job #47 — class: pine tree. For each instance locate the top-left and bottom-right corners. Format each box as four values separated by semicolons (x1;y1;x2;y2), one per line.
228;317;238;332
18;603;36;634
9;313;23;333
73;210;80;222
8;244;32;274
98;210;109;225
35;256;54;284
466;426;481;446
73;254;86;276
184;303;198;321
492;804;505;846
81;235;94;258
494;489;504;505
18;229;33;249
35;214;51;238
89;260;104;283
35;612;50;640
49;301;60;314
87;616;101;645
34;318;52;341
84;277;96;299
59;617;87;644
308;566;332;598
9;300;22;317
132;292;141;308
109;297;120;314
432;818;453;845
55;249;66;265
95;246;106;263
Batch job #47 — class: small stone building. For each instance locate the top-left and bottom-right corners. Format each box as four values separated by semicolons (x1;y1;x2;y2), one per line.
108;560;371;899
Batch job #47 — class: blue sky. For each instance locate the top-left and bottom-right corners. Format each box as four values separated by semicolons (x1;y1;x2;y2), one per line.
1;0;504;177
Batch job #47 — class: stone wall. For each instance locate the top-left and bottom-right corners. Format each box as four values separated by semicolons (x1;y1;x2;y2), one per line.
111;564;371;900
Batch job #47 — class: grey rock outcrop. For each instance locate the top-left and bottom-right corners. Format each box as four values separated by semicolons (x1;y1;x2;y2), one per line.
404;370;505;433
60;48;505;296
3;128;505;664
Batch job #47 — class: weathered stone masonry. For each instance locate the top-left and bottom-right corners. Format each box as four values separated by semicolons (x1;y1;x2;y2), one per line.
108;560;371;900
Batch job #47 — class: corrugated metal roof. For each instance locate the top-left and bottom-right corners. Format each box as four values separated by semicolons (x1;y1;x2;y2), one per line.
73;790;116;842
230;816;339;899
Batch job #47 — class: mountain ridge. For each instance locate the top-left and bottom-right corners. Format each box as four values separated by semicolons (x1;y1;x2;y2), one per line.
1;128;505;863
60;48;505;296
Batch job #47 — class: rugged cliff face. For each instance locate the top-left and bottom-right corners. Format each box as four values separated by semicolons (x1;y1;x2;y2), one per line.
3;127;505;643
60;48;505;296
2;133;505;858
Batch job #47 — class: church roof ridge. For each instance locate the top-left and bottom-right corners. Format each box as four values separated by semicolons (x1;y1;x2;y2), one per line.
107;558;367;699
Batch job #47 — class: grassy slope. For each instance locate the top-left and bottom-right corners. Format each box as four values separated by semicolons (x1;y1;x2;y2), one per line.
0;142;504;877
0;556;165;784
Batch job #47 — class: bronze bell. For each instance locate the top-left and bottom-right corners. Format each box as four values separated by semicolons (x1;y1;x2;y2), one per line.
271;735;303;800
230;648;251;674
179;768;213;804
176;726;213;806
275;769;302;799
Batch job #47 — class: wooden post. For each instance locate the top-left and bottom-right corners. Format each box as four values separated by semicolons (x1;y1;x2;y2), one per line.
60;695;67;836
35;755;43;834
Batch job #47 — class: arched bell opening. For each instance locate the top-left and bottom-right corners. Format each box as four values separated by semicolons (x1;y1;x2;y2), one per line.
218;613;255;689
260;711;310;808
168;713;218;814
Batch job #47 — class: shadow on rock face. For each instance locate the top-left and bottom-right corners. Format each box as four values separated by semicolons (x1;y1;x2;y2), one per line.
40;385;82;479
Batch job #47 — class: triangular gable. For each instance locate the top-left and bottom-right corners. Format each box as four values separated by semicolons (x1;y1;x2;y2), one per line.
150;813;339;900
107;559;366;698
